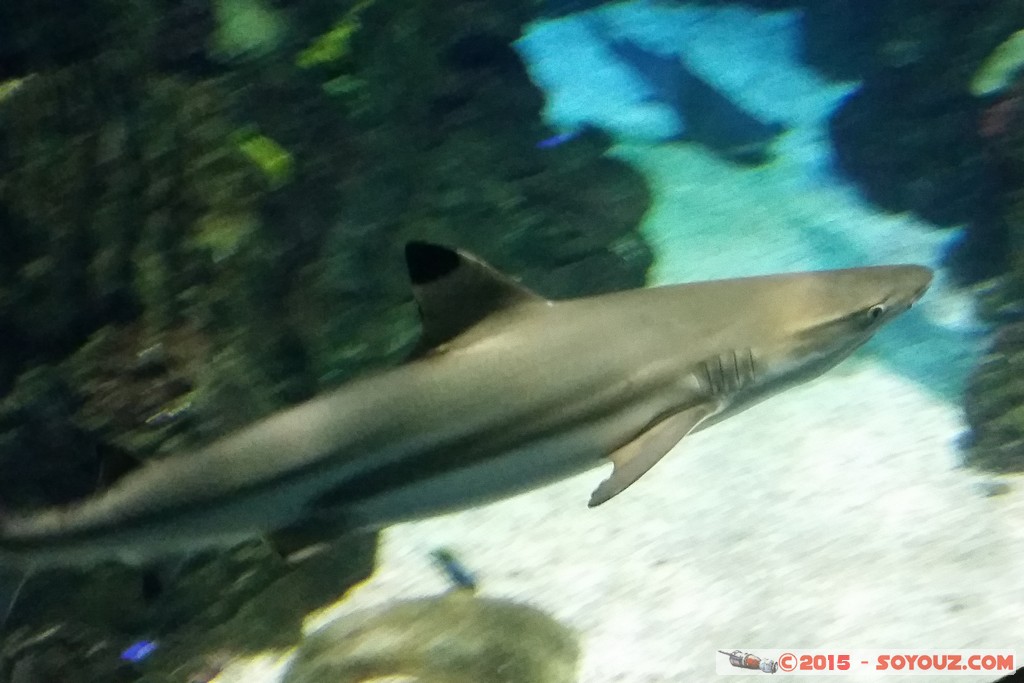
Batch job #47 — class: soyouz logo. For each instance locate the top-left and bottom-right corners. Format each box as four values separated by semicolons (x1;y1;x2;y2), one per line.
716;649;1016;675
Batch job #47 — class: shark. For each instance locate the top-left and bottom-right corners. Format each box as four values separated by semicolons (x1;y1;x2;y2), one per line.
582;15;787;164
0;242;931;579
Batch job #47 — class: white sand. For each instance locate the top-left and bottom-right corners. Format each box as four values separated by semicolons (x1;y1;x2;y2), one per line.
309;366;1024;683
222;370;1024;682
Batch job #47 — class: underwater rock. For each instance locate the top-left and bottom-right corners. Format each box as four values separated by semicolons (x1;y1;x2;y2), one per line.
541;0;610;18
0;63;305;496
0;0;650;678
829;81;992;230
962;63;1024;475
0;0;154;80
209;0;288;62
0;622;138;683
798;0;887;81
0;366;100;509
282;591;580;683
155;0;221;76
964;318;1024;473
1;535;377;682
817;0;1022;275
136;533;378;678
287;0;652;380
685;0;1024;282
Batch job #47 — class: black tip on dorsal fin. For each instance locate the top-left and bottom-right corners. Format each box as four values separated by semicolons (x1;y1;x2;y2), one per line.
406;241;460;285
403;241;547;354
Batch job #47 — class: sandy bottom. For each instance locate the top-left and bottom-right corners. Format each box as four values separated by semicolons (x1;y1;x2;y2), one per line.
214;144;1021;683
218;364;1022;683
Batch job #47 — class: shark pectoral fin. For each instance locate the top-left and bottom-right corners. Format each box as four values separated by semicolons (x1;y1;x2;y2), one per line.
588;404;716;508
405;241;549;353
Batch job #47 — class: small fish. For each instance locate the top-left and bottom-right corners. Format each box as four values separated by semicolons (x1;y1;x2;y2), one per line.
120;639;158;663
536;130;582;149
430;548;477;590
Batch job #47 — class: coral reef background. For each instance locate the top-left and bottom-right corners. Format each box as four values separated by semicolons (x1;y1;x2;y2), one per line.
1;0;1023;680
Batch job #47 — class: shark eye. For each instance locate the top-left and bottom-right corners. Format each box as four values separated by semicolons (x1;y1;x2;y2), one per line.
867;304;887;321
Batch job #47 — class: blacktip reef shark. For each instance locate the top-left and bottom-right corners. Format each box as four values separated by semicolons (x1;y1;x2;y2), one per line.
0;243;931;584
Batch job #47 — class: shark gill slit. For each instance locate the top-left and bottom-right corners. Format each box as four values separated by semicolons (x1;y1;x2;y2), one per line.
700;361;713;396
699;350;755;398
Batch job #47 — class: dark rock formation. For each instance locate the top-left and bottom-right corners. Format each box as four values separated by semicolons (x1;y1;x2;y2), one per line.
964;320;1024;472
673;0;1024;472
282;590;580;683
660;0;1020;281
809;1;1018;280
961;68;1024;474
800;2;1024;472
1;535;378;682
0;0;652;678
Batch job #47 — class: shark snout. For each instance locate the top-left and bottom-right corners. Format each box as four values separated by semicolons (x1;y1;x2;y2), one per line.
903;265;934;307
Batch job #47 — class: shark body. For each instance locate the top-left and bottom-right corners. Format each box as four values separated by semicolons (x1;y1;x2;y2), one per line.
0;242;931;572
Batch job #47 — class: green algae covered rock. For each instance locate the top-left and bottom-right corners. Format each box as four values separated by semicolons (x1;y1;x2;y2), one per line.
235;131;295;190
816;1;1024;230
209;0;287;62
283;590;580;683
1;534;378;683
962;54;1024;474
972;29;1024;96
0;0;651;677
295;0;376;70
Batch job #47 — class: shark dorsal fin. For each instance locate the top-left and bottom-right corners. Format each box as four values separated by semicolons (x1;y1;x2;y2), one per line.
405;241;546;352
588;402;717;507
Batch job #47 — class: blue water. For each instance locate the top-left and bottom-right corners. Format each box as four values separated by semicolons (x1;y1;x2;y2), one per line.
516;1;852;144
516;0;981;401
